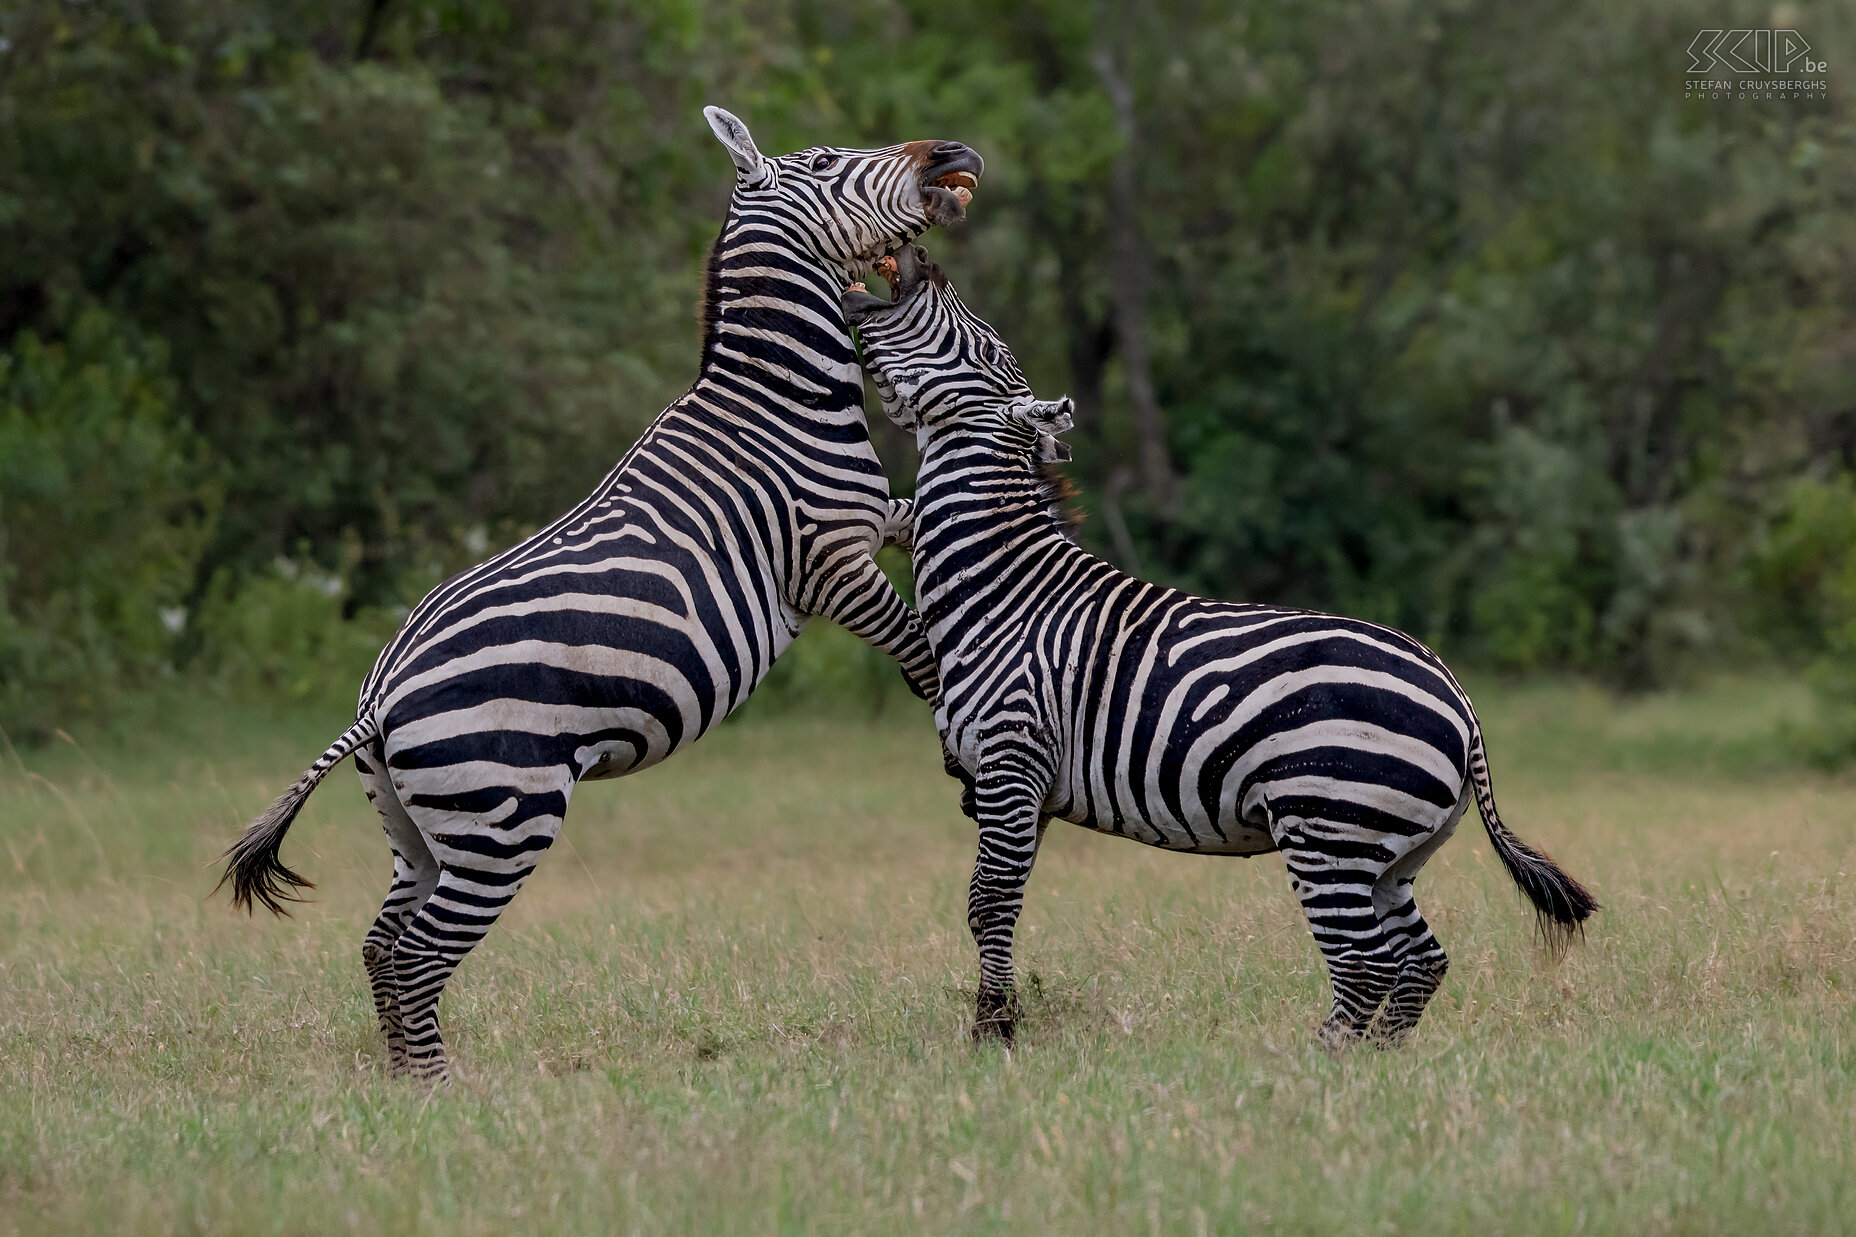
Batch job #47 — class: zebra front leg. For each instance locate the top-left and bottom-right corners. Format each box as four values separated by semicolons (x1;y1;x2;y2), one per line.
943;743;979;822
1276;823;1400;1048
807;554;939;703
966;755;1053;1044
880;497;915;551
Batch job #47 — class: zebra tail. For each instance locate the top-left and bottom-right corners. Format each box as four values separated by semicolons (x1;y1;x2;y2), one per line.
214;714;379;917
1467;713;1600;955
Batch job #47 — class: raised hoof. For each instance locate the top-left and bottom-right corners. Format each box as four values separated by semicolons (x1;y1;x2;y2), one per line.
972;989;1018;1045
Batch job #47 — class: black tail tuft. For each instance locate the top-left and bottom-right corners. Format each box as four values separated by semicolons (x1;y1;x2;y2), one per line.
1467;719;1599;956
213;776;318;916
212;714;375;917
1482;815;1601;956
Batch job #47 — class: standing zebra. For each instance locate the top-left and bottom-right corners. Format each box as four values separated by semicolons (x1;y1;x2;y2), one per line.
217;111;985;1085
843;246;1597;1047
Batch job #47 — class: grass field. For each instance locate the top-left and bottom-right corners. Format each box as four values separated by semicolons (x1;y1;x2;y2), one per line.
3;671;1854;1235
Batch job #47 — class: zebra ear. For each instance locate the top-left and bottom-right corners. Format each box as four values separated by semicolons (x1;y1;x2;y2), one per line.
1025;396;1076;437
704;107;771;184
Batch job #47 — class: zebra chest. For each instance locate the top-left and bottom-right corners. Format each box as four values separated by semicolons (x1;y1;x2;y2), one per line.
936;644;1059;760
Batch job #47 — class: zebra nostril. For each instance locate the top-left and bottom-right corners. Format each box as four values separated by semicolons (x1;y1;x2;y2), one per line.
933;141;969;156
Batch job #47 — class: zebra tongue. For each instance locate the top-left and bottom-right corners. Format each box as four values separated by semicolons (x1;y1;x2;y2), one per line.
952;187;972;207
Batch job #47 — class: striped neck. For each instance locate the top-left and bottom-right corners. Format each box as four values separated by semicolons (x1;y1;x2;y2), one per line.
694;209;866;424
914;432;1077;612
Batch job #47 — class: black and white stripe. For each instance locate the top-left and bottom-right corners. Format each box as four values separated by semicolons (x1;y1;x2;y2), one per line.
219;112;983;1084
845;246;1597;1047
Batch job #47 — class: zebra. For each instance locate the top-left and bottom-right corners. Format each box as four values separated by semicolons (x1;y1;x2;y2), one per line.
217;110;985;1085
842;244;1597;1047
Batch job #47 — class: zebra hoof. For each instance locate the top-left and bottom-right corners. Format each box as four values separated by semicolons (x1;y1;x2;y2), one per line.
1314;1019;1366;1052
972;989;1018;1045
1368;1019;1418;1050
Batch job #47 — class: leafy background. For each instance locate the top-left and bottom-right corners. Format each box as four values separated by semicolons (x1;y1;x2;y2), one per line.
2;0;1853;750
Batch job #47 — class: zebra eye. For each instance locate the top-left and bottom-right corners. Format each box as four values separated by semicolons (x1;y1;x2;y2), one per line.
810;152;838;173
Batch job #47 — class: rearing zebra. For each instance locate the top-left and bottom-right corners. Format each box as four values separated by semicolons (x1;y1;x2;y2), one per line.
844;245;1597;1047
217;111;984;1085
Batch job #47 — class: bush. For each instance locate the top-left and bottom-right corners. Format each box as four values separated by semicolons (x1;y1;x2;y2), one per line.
1749;475;1856;763
0;309;213;738
189;555;403;709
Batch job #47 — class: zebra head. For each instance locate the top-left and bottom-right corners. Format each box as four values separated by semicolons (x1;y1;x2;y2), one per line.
703;107;984;276
843;243;1075;462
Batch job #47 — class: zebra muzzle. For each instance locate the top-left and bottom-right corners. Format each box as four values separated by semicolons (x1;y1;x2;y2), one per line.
918;147;982;227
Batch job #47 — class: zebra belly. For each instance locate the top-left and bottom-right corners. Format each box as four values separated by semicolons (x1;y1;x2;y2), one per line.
1051;787;1278;856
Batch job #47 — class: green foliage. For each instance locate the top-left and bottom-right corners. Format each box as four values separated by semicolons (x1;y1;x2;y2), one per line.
0;308;211;737
0;0;690;606
1749;475;1856;762
1;0;1853;737
190;556;403;707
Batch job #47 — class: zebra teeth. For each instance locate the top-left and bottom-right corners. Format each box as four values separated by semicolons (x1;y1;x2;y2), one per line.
935;171;978;191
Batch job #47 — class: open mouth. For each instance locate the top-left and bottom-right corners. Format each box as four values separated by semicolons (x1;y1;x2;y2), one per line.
917;143;983;230
935;170;977;204
873;247;938;300
843;244;942;327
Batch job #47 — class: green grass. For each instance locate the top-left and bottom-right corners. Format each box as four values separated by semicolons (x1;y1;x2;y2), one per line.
2;671;1854;1235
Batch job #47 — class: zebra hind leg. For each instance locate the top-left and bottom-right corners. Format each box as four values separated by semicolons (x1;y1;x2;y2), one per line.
361;850;439;1076
1371;890;1448;1048
355;746;440;1078
1277;825;1400;1048
389;865;503;1087
1368;784;1467;1047
390;831;560;1087
385;752;571;1086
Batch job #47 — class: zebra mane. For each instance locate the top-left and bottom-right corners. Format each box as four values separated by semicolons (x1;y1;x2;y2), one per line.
1035;458;1085;538
696;218;728;370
